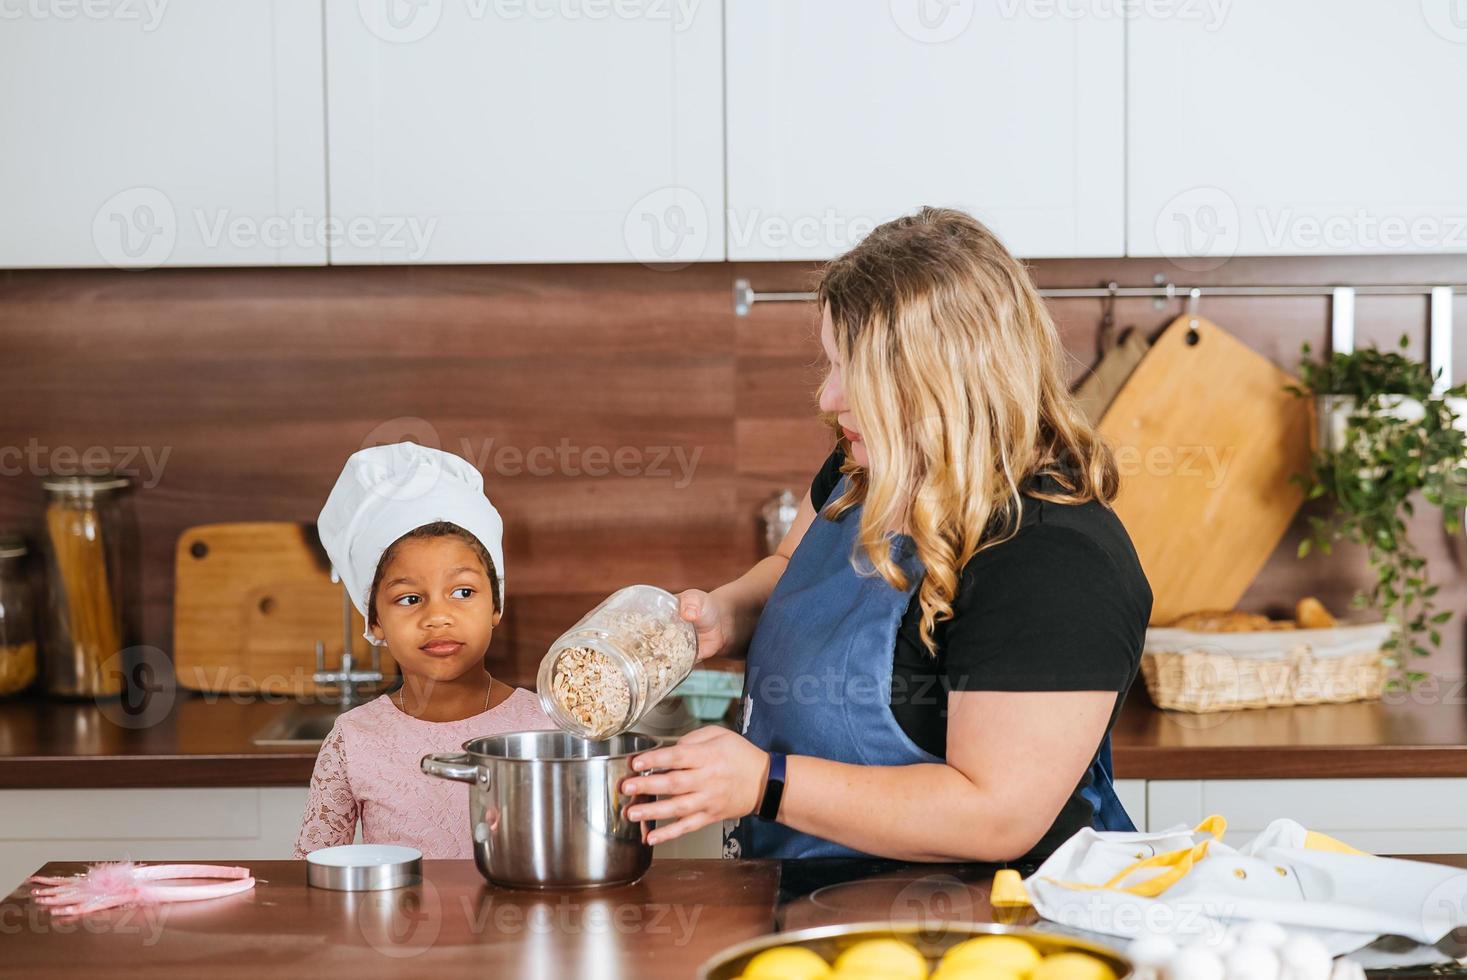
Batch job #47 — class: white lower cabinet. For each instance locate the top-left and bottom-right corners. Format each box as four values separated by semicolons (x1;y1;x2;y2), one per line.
1145;779;1467;854
5;778;1461;893
0;787;311;895
0;785;727;895
1115;779;1148;831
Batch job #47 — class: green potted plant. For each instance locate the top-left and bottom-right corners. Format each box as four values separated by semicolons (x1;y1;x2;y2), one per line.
1291;336;1467;686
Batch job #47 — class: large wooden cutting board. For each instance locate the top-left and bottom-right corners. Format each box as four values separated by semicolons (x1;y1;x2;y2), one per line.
1097;316;1313;624
173;522;397;694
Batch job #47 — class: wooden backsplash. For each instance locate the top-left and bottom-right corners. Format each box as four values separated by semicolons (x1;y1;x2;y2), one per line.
3;254;1466;685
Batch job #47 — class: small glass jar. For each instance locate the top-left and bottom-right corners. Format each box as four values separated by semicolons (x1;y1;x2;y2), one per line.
0;534;38;697
537;585;697;739
761;489;799;556
42;475;131;699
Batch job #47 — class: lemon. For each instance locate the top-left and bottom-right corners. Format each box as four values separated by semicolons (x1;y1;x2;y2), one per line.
941;936;1042;974
1029;952;1117;980
832;938;930;979
742;945;834;979
930;962;1024;980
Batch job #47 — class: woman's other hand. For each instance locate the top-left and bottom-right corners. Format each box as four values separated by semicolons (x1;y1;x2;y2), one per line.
676;589;731;662
621;727;769;845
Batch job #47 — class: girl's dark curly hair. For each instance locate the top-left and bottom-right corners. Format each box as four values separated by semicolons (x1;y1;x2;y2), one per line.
366;521;501;630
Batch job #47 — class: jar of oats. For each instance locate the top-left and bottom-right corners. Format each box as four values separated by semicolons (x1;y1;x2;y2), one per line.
537;585;698;739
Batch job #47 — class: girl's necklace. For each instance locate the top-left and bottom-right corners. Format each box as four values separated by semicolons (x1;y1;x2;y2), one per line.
398;676;491;718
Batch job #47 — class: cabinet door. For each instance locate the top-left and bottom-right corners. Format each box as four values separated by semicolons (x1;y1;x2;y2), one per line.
1114;778;1148;830
725;2;1124;260
1129;1;1467;258
0;1;326;269
0;788;309;895
1147;779;1467;854
325;0;724;264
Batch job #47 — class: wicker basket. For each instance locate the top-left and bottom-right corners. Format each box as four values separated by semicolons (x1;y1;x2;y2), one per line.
1140;623;1392;713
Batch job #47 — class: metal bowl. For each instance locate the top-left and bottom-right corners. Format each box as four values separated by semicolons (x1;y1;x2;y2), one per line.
697;920;1133;979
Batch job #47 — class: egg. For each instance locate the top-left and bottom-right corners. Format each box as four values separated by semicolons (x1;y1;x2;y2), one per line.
1127;934;1179;968
1230;921;1288;950
1223;942;1279;980
1165;946;1224;980
1202;931;1236;957
1277;935;1331;980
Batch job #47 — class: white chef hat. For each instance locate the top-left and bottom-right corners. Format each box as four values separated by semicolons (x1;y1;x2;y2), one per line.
317;441;505;644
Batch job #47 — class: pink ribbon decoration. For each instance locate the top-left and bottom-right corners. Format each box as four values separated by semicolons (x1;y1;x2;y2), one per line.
29;861;255;916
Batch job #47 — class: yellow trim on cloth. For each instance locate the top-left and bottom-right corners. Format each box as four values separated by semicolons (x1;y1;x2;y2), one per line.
1036;815;1229;900
1304;829;1370;855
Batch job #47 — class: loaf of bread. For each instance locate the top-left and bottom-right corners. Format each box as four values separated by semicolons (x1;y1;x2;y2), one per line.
1166;610;1279;632
1295;596;1338;629
1165;596;1340;633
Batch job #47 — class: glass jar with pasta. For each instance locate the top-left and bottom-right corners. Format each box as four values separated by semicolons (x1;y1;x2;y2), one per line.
0;534;37;696
41;475;132;699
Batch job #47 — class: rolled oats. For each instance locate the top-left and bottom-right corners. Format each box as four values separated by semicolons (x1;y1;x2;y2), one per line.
540;587;698;738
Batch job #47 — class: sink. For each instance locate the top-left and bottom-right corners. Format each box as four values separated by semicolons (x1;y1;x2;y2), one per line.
252;702;362;746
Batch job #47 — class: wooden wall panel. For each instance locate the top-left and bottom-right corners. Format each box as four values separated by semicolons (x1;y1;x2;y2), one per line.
2;253;1464;686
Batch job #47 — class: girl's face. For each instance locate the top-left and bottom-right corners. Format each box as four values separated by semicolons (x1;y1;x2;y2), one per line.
369;535;501;683
818;305;868;468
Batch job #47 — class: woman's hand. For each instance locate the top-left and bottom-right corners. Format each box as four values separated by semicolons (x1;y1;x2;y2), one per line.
622;727;769;845
676;589;732;662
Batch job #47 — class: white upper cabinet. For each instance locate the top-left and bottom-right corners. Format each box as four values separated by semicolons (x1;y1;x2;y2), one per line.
0;1;326;269
1129;1;1467;258
724;2;1125;260
324;0;725;264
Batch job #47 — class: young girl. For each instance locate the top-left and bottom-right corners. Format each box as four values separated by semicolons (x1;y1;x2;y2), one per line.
292;441;553;859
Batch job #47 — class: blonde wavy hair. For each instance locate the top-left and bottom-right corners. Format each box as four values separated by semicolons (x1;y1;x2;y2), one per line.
817;206;1119;656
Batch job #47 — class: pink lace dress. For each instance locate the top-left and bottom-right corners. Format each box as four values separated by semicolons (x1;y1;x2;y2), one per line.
292;687;554;859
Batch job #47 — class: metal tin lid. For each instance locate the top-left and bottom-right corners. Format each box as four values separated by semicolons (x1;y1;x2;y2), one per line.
41;474;131;496
0;534;26;559
305;843;422;891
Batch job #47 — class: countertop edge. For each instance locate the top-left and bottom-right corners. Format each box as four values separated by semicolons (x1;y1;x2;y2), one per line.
1113;743;1467;780
0;753;317;789
6;745;1467;790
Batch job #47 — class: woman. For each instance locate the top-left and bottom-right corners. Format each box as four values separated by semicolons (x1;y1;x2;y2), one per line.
622;207;1152;865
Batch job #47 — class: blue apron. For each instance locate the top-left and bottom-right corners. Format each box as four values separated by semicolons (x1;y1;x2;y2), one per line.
728;475;1134;860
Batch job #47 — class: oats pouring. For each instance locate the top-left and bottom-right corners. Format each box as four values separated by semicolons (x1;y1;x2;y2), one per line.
538;585;698;739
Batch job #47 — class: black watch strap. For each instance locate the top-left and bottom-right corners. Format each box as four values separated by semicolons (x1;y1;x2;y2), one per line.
757;752;787;822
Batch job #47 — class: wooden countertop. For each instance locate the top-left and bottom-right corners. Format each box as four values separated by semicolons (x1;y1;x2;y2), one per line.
1109;687;1467;779
7;856;1466;979
3;858;780;979
4;685;1467;789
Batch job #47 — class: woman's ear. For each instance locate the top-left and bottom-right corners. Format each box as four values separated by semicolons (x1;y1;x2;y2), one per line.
369;622;387;646
491;607;503;629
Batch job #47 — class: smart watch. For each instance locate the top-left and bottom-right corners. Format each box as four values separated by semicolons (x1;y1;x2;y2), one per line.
756;752;787;822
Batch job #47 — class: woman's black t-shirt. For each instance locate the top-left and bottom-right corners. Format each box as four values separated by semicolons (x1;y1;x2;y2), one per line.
808;448;1153;864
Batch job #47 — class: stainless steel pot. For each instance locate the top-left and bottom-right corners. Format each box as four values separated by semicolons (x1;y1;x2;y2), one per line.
420;729;664;889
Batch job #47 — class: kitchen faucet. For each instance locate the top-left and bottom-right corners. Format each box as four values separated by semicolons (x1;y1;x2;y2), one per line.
312;569;383;707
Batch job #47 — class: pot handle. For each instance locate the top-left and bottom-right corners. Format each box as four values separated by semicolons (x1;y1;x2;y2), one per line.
420;751;478;783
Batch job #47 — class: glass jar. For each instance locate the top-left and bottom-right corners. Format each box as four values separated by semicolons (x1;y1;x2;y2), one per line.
760;489;799;556
0;534;38;696
537;585;697;739
42;475;131;699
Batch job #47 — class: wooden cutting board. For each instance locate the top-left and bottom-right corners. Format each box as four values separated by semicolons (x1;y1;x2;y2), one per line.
173;522;397;694
1097;315;1313;625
